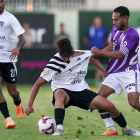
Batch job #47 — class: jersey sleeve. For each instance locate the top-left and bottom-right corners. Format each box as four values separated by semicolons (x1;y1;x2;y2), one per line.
40;67;57;82
40;55;64;81
10;15;25;36
120;33;139;55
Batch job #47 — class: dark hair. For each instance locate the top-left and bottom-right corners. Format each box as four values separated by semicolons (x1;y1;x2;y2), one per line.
56;37;74;57
114;6;130;17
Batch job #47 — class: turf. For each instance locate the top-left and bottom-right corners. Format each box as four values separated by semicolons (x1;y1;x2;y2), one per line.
0;85;140;140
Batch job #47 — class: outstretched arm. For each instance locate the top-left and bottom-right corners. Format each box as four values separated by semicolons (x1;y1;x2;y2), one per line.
25;77;46;116
89;57;109;78
92;44;113;57
102;44;113;51
91;45;125;59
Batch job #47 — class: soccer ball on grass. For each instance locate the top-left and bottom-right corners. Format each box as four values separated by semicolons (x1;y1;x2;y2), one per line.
38;116;56;134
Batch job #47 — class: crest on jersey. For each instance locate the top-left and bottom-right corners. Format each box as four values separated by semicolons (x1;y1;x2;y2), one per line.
0;22;4;27
43;68;49;75
119;34;125;40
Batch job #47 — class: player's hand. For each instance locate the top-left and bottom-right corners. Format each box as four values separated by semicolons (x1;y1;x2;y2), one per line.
25;106;34;116
8;47;20;60
102;70;109;78
91;46;100;56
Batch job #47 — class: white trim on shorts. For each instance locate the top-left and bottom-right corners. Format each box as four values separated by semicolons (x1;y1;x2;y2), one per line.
12;62;17;76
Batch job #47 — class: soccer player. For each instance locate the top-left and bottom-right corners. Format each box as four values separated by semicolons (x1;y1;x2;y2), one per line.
91;6;140;135
25;37;140;136
0;0;25;129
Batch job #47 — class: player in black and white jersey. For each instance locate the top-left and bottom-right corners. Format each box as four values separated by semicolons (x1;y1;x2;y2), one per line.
25;37;140;136
0;0;26;129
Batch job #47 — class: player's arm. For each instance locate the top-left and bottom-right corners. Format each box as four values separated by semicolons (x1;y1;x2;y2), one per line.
9;34;26;60
17;34;26;49
92;44;113;57
91;46;125;59
25;77;46;116
102;44;113;51
89;57;109;78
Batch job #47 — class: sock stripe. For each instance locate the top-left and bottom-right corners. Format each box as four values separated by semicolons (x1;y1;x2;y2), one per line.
100;112;110;119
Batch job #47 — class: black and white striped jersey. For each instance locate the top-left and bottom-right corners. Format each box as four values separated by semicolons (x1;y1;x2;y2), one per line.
40;50;93;91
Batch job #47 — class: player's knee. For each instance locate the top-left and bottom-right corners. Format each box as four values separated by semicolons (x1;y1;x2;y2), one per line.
98;90;107;98
16;90;20;95
9;89;19;97
129;101;138;109
54;90;66;102
106;103;115;112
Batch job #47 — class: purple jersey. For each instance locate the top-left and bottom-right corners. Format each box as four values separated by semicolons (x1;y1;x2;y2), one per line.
106;26;140;74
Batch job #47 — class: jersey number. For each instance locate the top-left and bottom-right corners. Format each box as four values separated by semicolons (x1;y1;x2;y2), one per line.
129;47;139;65
10;69;16;77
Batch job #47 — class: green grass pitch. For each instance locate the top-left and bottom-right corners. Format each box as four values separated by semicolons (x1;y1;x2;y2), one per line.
0;85;140;140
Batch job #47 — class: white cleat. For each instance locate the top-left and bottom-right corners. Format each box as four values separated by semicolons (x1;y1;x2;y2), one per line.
122;127;140;136
87;109;94;113
52;129;64;136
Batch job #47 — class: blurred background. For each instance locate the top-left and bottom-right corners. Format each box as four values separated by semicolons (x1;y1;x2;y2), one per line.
6;0;140;86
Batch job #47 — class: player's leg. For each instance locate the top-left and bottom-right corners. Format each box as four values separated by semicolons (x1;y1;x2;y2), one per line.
97;73;123;135
127;92;140;111
52;89;70;136
98;84;117;134
6;83;23;119
3;62;23;119
0;77;16;129
123;71;140;111
89;95;140;136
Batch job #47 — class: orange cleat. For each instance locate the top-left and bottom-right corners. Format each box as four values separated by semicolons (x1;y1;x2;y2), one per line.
15;104;24;119
101;129;118;135
5;119;16;129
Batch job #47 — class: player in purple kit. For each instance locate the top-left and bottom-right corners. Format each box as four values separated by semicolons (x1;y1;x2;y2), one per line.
91;6;140;136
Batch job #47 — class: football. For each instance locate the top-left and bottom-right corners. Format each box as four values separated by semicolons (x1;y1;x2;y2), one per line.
38;116;56;134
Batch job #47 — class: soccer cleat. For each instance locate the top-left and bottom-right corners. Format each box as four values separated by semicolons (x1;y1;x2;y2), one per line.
5;119;16;129
87;109;94;113
52;129;64;136
101;129;118;135
122;127;140;136
15;104;24;119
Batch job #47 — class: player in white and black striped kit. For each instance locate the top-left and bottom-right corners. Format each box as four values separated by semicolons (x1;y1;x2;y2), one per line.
25;37;140;136
0;0;26;129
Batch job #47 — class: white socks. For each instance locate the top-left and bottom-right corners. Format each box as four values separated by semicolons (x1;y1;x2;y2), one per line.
122;125;129;131
103;117;115;131
57;124;63;130
6;117;12;120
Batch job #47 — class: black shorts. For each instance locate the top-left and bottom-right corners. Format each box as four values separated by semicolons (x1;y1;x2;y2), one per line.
52;89;98;110
0;62;17;84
